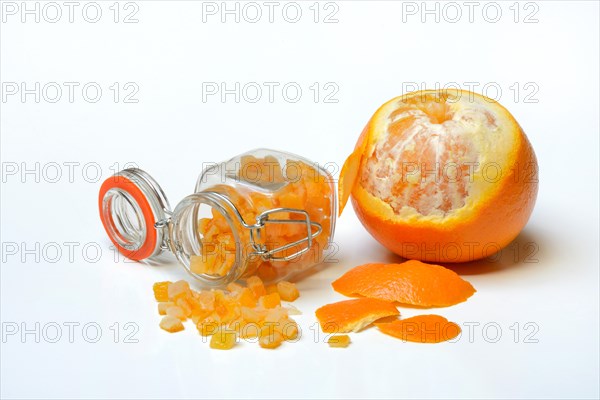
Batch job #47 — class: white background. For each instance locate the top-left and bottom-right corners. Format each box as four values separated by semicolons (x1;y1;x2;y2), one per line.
1;1;599;399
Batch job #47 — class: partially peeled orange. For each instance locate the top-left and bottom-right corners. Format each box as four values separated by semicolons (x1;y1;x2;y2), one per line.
339;90;538;262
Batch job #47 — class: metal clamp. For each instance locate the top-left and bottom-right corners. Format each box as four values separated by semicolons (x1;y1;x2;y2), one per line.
193;191;323;262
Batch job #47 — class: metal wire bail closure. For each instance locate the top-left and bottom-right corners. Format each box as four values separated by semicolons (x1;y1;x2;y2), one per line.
98;168;171;261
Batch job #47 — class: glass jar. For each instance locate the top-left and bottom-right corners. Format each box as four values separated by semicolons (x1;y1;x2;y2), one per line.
98;148;337;287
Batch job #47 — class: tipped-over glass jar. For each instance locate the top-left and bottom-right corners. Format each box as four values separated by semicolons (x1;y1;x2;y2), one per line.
98;149;337;287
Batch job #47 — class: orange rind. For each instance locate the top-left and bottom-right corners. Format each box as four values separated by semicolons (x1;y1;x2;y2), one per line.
315;298;399;333
376;314;461;343
332;260;475;307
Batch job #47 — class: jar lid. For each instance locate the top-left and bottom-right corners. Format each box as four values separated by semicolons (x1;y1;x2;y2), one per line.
98;168;171;261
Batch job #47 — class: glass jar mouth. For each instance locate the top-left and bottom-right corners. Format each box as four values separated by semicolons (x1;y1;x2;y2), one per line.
98;168;171;261
170;193;245;287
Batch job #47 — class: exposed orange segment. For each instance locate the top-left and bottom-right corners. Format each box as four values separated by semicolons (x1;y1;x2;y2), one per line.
315;298;399;333
339;90;538;262
332;260;475;307
328;335;351;348
376;314;461;343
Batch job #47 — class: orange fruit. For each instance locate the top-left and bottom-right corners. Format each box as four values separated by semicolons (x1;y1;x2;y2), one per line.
315;298;399;333
376;314;461;343
339;90;538;262
332;260;475;307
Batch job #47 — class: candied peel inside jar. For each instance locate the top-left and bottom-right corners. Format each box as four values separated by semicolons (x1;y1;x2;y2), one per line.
190;155;333;283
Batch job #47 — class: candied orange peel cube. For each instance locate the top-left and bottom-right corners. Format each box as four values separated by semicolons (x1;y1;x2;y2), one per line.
259;331;284;349
277;281;299;302
258;292;281;309
328;335;351;348
246;276;267;298
154;276;302;350
153;281;171;302
210;328;237;350
160;316;184;333
191;157;333;280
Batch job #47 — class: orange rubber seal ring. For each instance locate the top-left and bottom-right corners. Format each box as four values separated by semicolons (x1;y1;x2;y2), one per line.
98;176;158;261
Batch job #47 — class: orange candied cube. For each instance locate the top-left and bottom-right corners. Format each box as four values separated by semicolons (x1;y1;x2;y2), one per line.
168;280;192;301
236;288;257;308
240;306;263;324
246;276;267;298
176;298;193;318
196;290;216;312
153;281;171;302
258;292;281;309
157;302;174;315
263;307;288;324
259;331;284;349
277;281;300;302
160;316;184;333
215;251;236;276
328;335;351;348
210;328;237;350
190;254;212;275
166;305;186;321
276;318;299;341
266;284;279;295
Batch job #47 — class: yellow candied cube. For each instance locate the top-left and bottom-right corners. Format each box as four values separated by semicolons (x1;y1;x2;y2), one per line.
153;281;171;302
175;298;193;318
157;302;174;315
166;305;186;321
167;280;191;301
258;292;281;309
328;335;351;348
210;328;237;350
276;318;299;341
236;288;257;308
197;316;222;336
246;276;266;298
277;281;300;302
259;331;284;349
159;316;184;333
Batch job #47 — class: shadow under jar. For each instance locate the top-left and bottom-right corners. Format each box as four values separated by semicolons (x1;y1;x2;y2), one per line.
99;148;337;287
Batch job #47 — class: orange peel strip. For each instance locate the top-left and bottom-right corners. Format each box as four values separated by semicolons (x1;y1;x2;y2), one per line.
332;260;475;307
315;298;399;333
376;314;461;343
